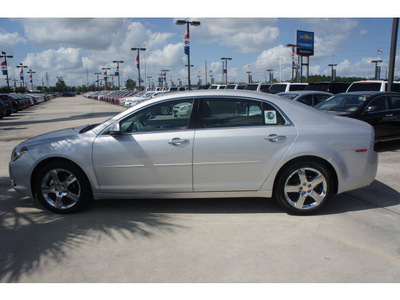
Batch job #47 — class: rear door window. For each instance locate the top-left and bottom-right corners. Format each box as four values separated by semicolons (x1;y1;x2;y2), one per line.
202;98;285;128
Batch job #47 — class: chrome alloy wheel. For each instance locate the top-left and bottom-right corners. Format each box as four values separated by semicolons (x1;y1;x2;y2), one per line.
40;168;81;210
283;167;327;210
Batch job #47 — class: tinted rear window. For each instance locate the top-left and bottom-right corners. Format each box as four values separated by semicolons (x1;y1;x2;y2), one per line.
289;85;307;91
348;82;382;92
269;84;286;93
304;84;329;91
244;85;258;90
388;83;400;92
259;84;271;92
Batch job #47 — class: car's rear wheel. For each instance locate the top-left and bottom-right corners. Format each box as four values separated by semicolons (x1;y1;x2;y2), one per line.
34;161;91;213
274;161;332;215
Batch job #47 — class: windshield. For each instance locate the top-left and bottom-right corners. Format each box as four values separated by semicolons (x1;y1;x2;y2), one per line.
315;94;372;112
278;93;298;100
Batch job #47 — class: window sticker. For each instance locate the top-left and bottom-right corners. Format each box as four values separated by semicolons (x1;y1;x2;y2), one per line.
264;110;277;124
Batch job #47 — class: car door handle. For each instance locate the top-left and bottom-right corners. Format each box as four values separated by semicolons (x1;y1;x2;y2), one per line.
385;114;394;117
265;134;286;142
168;138;189;145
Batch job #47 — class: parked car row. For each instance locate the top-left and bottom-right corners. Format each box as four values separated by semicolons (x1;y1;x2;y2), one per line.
83;89;172;108
0;93;55;120
209;80;400;95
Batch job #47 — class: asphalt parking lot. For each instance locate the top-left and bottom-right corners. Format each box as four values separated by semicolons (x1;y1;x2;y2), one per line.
0;95;400;283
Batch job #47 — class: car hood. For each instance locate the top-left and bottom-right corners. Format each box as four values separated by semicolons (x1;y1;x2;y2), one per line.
18;125;89;147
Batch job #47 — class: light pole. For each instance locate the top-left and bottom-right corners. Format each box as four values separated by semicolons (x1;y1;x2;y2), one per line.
131;48;146;90
221;57;232;84
27;69;36;91
286;44;300;82
185;65;194;86
388;18;399;92
209;74;214;85
175;19;201;89
246;71;252;84
328;64;337;81
16;63;28;90
266;69;273;83
113;60;124;90
95;72;101;90
1;51;13;90
102;67;111;90
371;60;382;80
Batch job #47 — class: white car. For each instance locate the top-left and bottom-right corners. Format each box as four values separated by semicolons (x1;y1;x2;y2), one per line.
172;102;192;117
9;90;377;215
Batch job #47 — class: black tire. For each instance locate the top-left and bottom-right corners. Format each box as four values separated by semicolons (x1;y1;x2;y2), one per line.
274;160;332;215
160;105;170;115
34;161;92;213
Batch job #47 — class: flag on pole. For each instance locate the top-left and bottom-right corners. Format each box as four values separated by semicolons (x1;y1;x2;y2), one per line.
292;50;296;56
1;61;7;75
136;54;139;69
20;69;24;81
333;55;336;59
115;65;119;76
377;50;383;54
184;33;190;56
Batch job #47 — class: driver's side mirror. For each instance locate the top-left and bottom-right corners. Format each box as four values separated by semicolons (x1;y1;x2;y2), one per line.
108;121;123;135
364;106;378;114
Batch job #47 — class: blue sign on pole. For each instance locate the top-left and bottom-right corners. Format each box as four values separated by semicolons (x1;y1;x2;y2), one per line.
296;30;314;56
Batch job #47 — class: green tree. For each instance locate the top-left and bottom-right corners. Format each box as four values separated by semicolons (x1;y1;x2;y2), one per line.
125;78;136;90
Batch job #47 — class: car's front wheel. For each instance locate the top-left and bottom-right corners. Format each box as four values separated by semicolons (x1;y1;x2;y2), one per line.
274;160;332;215
34;161;92;213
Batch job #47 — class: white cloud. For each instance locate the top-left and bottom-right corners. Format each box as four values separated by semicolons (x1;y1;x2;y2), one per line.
147;43;184;70
19;18;126;50
196;18;279;53
24;47;82;70
0;31;27;49
301;19;359;59
251;45;293;81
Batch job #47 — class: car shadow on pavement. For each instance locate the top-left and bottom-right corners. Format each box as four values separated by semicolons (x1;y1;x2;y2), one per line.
0;182;184;282
1;177;399;282
374;140;400;152
319;179;400;215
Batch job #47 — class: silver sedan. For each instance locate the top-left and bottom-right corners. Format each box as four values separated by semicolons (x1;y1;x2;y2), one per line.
9;90;378;215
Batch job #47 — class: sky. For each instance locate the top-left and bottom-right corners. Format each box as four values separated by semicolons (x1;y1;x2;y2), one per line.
1;2;400;88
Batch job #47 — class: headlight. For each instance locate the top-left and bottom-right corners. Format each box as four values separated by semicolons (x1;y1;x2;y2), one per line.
11;146;28;162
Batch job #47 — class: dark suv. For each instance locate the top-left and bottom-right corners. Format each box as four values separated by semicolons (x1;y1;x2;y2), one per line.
0;94;14;116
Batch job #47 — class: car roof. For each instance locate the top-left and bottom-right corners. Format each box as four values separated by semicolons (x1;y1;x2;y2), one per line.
338;91;399;96
278;91;332;95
